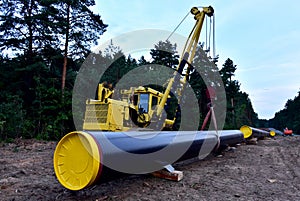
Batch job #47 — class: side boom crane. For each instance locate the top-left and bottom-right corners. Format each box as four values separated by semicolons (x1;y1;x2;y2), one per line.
154;6;214;128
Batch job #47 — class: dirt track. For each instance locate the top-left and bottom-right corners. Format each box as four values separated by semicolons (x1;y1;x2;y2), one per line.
1;136;300;201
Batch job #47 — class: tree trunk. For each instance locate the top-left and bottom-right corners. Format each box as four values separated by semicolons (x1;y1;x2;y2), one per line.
27;0;34;63
62;4;70;94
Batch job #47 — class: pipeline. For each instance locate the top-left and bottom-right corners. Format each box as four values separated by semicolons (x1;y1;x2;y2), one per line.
53;130;243;191
240;125;275;139
265;128;283;136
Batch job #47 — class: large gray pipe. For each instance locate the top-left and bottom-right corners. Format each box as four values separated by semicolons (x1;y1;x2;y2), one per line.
53;130;243;190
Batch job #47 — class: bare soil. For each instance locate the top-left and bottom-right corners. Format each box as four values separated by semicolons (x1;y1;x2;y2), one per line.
1;136;300;201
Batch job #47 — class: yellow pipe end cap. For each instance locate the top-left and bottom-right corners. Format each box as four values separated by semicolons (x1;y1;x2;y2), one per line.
53;131;100;191
240;125;252;139
270;131;276;137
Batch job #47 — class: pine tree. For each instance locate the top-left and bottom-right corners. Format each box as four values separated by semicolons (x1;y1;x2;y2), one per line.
100;41;126;85
150;40;179;69
0;0;61;61
219;58;237;85
138;56;149;66
219;58;238;128
47;0;108;92
0;0;108;140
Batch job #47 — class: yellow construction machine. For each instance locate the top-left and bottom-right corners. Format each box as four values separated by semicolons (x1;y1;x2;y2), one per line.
53;6;247;191
83;6;215;132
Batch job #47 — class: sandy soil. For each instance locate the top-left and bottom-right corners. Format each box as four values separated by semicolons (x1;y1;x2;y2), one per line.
1;136;300;201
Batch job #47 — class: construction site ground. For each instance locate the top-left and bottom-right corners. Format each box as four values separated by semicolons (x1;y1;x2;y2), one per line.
0;135;300;201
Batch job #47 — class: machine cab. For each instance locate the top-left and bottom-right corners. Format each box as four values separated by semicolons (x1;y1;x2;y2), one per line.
130;87;161;116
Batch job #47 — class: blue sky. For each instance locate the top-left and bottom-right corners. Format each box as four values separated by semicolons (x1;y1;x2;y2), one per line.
93;0;300;119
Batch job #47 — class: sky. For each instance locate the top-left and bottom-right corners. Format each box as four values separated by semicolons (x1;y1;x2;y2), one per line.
92;0;300;119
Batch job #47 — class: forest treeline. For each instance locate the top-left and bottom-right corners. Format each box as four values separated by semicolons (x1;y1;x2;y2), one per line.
1;1;292;141
259;92;300;134
0;0;107;140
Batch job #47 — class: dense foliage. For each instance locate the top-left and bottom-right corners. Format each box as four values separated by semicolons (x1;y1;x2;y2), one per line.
0;31;263;141
0;1;275;141
97;41;259;131
268;92;300;134
0;0;107;141
219;58;258;129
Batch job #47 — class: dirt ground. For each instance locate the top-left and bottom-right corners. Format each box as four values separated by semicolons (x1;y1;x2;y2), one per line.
0;135;300;201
